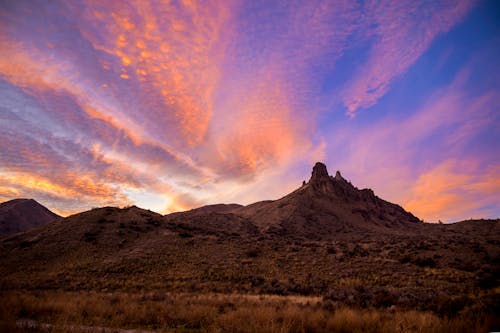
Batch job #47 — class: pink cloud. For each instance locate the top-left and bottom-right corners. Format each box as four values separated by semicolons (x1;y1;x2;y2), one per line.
203;0;360;179
342;0;477;116
405;161;500;222
325;62;499;221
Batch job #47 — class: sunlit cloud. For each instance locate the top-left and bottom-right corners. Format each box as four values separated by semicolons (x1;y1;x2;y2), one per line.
324;58;499;222
67;0;233;146
405;161;500;222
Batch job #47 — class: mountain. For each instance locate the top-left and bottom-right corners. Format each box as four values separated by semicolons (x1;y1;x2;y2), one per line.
0;163;498;320
232;162;421;239
0;198;61;235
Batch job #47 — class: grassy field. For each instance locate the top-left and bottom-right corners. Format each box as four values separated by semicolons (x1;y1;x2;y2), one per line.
1;290;497;332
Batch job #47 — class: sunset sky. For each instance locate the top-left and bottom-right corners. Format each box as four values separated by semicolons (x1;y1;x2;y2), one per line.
0;0;498;222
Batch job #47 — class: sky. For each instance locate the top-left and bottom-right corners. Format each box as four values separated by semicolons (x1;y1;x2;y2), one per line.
0;0;498;222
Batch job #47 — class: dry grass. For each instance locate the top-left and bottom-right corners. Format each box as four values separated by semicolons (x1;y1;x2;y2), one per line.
0;290;494;333
1;208;498;332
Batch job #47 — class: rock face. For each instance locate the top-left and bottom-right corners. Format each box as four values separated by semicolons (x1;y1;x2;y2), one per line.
232;162;421;238
310;162;330;182
0;198;61;235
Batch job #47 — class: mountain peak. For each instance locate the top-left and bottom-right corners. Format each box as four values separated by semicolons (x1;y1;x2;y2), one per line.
0;198;61;235
310;162;329;182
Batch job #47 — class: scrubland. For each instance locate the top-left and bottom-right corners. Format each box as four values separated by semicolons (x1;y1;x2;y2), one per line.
1;206;498;332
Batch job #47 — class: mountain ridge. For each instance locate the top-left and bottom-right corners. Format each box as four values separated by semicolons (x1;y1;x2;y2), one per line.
229;162;421;238
2;163;490;229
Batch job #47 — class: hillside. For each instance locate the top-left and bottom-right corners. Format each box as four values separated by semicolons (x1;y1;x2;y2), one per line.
0;198;61;235
0;163;498;331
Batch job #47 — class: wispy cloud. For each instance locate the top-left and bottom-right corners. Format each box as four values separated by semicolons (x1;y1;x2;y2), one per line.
342;0;477;117
325;58;499;221
0;79;201;214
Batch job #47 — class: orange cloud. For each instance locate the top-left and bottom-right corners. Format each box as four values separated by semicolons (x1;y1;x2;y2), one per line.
0;36;147;147
0;3;237;178
404;161;500;222
0;119;202;215
0;170;128;206
70;0;233;145
322;61;499;223
209;71;309;178
0;27;209;184
0;187;20;198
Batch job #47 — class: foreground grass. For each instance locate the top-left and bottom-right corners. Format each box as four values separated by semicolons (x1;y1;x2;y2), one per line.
0;290;496;333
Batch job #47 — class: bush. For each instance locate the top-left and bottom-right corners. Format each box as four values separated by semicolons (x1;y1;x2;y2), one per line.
83;231;97;242
413;257;436;268
245;248;260;258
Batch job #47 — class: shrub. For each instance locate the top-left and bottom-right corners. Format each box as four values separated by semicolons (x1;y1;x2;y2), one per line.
245;248;260;258
326;246;336;254
83;231;97;242
413;257;436;268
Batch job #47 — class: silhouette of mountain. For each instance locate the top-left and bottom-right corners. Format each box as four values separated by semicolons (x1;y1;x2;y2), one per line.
0;198;61;235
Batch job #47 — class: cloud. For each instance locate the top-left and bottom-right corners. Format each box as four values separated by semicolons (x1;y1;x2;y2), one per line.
341;0;477;116
324;59;499;221
0;0;236;161
405;161;500;222
203;0;360;178
65;0;234;146
0;81;201;215
208;75;304;178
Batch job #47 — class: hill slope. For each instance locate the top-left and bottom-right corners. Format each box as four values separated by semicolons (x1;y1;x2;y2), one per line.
0;198;61;235
0;163;498;318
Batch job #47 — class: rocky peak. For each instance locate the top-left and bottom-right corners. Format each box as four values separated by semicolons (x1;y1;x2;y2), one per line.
310;162;330;183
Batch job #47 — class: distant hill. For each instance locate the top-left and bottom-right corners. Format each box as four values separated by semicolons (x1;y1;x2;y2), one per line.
0;198;61;235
